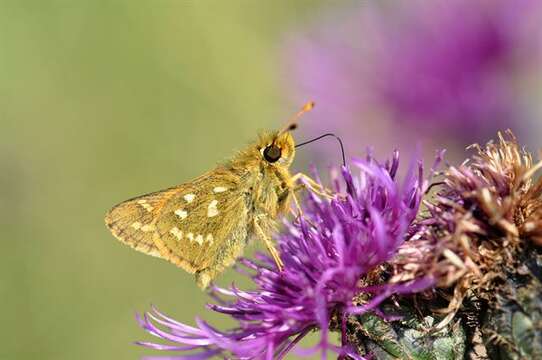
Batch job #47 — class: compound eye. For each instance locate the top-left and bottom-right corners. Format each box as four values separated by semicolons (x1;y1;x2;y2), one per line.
263;145;281;163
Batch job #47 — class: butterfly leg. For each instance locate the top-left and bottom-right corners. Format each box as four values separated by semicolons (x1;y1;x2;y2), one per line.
289;190;304;218
254;217;284;271
289;173;335;219
292;172;335;199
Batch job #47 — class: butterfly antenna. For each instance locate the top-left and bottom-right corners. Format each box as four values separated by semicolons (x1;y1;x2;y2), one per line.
278;101;315;135
296;133;347;167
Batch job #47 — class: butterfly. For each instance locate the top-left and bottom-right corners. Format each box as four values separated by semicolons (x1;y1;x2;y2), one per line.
105;102;332;289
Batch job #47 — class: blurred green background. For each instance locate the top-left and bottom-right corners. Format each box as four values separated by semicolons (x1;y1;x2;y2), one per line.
0;1;331;359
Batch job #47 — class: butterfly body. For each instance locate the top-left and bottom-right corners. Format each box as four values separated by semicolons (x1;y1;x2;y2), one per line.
105;131;296;288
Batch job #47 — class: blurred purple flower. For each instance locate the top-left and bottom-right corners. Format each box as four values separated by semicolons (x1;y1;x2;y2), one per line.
286;0;542;146
136;151;438;359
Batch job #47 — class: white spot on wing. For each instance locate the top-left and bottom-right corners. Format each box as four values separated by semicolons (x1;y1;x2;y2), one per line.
140;224;155;232
186;233;194;242
170;227;183;240
195;234;204;245
213;186;227;193
207;200;219;217
174;209;188;219
183;193;196;203
137;199;154;212
206;234;214;244
131;222;142;230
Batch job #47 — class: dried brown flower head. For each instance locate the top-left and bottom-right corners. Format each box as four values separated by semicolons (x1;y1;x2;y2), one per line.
392;131;542;323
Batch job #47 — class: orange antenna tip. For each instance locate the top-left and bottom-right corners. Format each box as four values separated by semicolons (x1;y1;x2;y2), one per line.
292;100;315;122
301;101;315;113
278;100;316;136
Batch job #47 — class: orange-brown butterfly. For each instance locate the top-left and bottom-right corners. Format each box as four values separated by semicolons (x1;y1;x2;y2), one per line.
105;102;332;289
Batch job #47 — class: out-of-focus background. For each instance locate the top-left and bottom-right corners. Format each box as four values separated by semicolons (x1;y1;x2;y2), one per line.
1;1;541;359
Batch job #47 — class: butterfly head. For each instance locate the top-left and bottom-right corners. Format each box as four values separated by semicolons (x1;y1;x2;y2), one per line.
260;101;314;167
258;101;315;168
259;131;296;168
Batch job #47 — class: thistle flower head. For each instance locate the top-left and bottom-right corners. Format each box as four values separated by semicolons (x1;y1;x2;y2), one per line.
392;131;542;320
137;151;437;359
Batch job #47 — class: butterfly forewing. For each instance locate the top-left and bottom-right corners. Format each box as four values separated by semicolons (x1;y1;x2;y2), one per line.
105;186;181;258
106;169;251;279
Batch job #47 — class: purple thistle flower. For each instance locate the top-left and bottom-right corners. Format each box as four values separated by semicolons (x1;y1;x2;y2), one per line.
136;151;438;359
285;0;542;150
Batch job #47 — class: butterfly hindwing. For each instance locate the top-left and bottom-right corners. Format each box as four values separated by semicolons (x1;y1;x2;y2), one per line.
153;171;249;275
